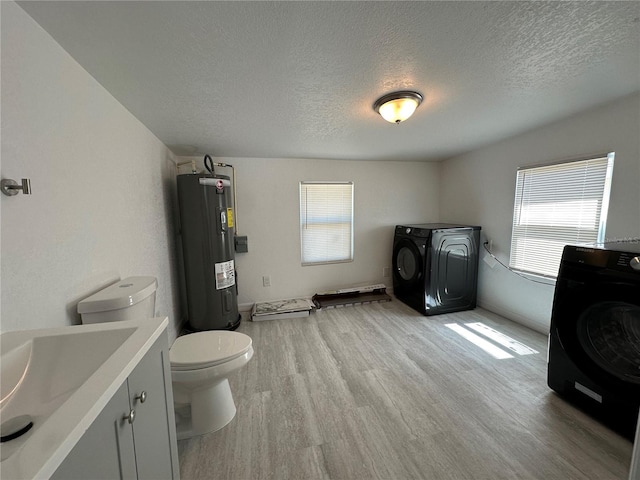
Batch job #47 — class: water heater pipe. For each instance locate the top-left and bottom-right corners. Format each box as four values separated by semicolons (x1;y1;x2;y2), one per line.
176;160;198;174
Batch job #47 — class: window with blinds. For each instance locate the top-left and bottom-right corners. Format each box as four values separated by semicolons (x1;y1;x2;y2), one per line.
509;153;614;278
299;182;354;265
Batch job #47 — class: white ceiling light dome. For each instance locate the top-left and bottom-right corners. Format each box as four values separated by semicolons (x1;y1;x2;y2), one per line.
373;91;423;124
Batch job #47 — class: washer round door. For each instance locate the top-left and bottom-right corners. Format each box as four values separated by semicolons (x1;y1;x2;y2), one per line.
392;238;424;287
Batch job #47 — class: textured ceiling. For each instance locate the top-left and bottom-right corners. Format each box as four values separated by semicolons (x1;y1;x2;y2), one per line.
17;1;640;162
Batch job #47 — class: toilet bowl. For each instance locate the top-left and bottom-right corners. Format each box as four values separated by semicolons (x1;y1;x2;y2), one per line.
170;330;253;439
77;276;253;440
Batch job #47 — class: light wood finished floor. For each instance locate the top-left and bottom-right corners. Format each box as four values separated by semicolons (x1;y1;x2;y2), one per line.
178;301;633;479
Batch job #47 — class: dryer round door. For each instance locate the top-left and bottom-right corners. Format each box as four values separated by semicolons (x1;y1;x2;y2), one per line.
555;279;640;392
577;299;640;385
392;238;424;286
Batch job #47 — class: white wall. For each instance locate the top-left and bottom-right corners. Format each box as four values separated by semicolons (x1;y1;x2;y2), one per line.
440;92;640;333
1;2;182;341
175;156;440;310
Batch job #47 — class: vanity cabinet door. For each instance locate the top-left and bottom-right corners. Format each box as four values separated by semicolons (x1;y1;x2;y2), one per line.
127;333;179;479
51;382;137;480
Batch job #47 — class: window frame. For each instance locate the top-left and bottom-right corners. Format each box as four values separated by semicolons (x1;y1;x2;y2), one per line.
509;152;615;279
299;181;354;266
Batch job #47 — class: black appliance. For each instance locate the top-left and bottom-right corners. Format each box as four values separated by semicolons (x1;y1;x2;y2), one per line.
177;173;240;331
548;242;640;439
392;223;480;315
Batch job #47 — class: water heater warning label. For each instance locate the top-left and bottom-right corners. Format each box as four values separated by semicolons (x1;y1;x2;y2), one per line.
215;260;235;290
227;208;234;228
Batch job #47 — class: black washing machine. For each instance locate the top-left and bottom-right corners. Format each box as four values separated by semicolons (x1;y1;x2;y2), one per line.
392;223;480;315
548;242;640;439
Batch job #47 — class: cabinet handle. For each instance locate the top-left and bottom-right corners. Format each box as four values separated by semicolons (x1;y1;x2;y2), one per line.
135;391;147;404
123;409;135;424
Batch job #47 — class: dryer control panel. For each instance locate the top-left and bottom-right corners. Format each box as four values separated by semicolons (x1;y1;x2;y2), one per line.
563;242;640;274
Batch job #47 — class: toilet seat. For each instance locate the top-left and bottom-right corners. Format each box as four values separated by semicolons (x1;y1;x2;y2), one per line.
170;331;252;371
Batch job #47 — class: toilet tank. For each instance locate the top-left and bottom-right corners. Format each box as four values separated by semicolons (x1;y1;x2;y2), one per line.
77;276;158;324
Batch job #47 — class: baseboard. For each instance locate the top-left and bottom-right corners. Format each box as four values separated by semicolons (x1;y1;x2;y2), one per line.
238;302;254;314
477;300;549;335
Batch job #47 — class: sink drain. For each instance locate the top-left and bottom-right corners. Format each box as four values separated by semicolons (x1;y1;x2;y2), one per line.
1;415;33;442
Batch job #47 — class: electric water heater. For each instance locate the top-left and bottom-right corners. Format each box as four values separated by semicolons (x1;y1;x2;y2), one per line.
177;173;240;330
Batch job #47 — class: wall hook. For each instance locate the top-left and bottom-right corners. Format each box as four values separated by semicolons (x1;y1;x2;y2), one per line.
1;178;31;196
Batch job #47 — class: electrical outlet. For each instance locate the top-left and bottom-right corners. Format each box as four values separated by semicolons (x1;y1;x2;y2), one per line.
262;275;271;287
383;267;391;277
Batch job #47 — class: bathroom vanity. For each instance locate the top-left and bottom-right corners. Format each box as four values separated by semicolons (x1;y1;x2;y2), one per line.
52;331;179;479
0;318;179;479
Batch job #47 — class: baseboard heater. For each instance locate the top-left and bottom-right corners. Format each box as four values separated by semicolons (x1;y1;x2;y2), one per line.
312;284;391;310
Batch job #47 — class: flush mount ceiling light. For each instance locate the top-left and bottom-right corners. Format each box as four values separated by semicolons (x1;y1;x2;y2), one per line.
373;90;423;124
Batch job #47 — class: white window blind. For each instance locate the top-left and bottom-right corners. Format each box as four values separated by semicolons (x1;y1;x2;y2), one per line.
300;182;354;265
509;153;614;278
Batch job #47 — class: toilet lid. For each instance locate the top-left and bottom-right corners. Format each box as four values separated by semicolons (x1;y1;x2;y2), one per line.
170;331;252;370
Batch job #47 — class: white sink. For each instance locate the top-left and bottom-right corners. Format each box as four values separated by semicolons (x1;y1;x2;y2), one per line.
1;328;136;416
0;317;168;479
1;339;32;409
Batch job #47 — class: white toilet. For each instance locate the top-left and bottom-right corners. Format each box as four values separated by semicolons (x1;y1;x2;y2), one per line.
77;276;253;440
